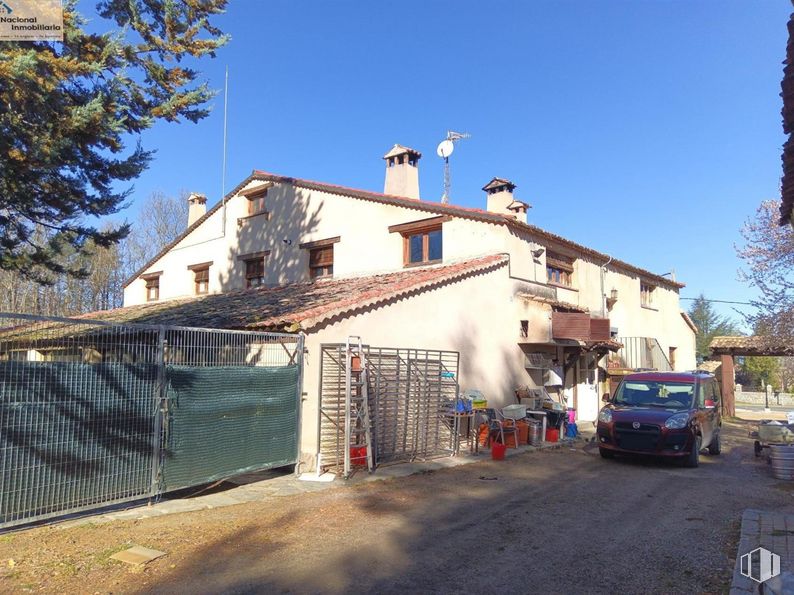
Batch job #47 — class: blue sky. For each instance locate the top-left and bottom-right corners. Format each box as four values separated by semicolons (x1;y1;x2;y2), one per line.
83;1;790;325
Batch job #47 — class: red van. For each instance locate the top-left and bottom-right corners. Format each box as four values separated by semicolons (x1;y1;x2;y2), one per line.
596;371;722;467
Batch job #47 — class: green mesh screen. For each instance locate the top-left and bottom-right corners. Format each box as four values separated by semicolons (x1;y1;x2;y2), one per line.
0;362;158;526
161;365;300;491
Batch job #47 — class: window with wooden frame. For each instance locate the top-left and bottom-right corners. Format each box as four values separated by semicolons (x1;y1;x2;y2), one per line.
238;184;270;217
546;251;574;288
142;273;161;302
388;216;448;267
299;237;339;280
309;246;333;279
237;250;270;288
188;262;212;295
245;258;265;288
640;282;655;307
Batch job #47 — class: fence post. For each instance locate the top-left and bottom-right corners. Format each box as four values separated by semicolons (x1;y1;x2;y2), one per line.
293;333;306;477
150;326;167;498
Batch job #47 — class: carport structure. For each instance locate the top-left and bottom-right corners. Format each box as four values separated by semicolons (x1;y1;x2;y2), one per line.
710;336;794;416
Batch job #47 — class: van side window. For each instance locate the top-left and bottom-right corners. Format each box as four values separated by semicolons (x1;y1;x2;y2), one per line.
697;384;706;407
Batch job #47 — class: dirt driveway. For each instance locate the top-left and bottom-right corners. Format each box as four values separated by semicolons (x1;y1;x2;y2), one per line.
2;418;793;594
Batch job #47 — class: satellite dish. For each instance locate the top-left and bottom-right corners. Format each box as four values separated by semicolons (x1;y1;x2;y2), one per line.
436;139;454;158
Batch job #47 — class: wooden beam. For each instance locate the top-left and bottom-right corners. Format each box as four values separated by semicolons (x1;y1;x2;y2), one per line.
720;353;735;417
388;216;450;235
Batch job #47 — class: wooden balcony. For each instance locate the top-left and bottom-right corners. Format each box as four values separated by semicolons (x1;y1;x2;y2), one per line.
551;312;611;342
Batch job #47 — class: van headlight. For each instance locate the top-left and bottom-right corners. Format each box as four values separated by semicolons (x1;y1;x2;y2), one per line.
598;408;612;423
664;412;690;429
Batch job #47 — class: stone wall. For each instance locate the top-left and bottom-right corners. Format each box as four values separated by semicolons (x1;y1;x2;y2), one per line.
736;388;794;407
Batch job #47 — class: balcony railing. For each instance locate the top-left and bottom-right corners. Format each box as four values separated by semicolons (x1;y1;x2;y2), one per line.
611;337;671;371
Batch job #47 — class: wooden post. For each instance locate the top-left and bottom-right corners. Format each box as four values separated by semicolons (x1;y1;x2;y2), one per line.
720;353;735;417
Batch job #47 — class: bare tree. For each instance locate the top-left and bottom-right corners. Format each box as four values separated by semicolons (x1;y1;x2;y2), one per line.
737;200;794;341
0;191;188;316
121;191;190;278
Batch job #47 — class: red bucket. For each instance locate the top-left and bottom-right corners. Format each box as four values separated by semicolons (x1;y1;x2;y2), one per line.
491;442;507;461
350;446;368;466
545;428;559;443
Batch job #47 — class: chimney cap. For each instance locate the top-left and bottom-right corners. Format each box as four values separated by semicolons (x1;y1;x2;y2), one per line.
188;192;207;204
482;177;516;192
383;144;422;160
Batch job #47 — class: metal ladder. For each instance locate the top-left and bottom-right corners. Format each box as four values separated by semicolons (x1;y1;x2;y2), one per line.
344;336;374;479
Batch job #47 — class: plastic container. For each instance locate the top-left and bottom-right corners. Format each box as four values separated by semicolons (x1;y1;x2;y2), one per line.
350;446;368;466
502;404;527;420
567;409;576;424
491;442;507;460
545;428;559;443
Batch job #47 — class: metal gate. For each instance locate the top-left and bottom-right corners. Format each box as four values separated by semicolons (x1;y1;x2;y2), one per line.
318;344;459;473
0;313;303;529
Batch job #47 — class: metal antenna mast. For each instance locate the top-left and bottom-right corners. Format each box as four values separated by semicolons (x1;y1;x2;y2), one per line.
437;130;471;204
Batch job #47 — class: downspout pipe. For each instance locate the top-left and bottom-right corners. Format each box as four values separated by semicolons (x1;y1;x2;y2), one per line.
600;255;613;318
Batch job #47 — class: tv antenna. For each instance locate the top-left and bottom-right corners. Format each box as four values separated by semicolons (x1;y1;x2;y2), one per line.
436;130;470;204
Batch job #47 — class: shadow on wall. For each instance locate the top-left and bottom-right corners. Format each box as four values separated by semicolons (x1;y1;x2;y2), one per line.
450;325;528;406
217;185;324;293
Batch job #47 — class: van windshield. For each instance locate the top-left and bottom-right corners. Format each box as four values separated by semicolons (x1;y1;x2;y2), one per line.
613;380;694;409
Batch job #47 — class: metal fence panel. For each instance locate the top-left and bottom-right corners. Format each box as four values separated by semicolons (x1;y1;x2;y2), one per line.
319;344;459;473
0;315;161;528
0;313;303;529
161;365;301;491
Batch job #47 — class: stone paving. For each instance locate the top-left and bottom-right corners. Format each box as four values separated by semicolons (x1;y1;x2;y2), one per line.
731;509;794;594
56;437;575;530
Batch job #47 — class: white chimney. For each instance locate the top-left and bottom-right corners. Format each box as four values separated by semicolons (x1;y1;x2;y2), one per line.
187;192;207;227
483;178;530;224
383;144;421;199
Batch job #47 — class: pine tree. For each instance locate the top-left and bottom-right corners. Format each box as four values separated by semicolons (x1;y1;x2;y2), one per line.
0;0;228;280
687;294;741;361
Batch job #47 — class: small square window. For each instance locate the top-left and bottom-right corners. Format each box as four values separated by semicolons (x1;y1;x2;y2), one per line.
309;246;333;279
247;189;267;216
194;267;209;295
404;226;442;265
245;257;265;288
641;282;655;307
144;277;159;301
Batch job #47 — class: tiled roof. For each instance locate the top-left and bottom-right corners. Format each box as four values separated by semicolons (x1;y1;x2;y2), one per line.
92;255;508;332
709;335;794;356
123;170;687;290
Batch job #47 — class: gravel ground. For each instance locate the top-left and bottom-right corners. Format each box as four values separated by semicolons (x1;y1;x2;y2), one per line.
1;418;793;594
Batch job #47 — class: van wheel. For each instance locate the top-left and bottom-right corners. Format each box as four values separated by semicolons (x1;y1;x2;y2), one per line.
599;447;614;459
685;436;701;468
708;431;721;455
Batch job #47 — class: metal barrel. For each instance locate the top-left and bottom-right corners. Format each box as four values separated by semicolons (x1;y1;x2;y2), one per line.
528;420;542;446
770;445;794;480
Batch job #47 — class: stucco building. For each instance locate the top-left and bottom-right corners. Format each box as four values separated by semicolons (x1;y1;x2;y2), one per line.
109;144;696;468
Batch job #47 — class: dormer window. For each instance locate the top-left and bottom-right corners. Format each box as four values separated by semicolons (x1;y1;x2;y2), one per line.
188;262;212;295
389;216;449;267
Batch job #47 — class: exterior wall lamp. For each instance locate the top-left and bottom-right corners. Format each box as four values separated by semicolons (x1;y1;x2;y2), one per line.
606;288;619;310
